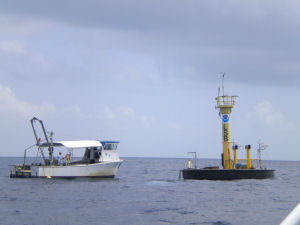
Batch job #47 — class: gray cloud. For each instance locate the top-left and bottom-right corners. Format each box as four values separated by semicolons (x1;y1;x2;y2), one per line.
0;0;300;87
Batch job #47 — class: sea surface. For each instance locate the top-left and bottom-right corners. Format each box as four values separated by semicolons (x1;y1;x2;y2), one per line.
1;157;300;225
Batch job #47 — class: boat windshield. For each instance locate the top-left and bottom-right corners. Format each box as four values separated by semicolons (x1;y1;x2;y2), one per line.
103;143;118;150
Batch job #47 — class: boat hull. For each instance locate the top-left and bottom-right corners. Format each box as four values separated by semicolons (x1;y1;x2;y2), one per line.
182;168;275;180
10;161;123;178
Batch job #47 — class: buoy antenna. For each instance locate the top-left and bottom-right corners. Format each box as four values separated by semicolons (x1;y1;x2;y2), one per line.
258;141;268;151
257;140;268;169
222;72;225;96
217;72;226;96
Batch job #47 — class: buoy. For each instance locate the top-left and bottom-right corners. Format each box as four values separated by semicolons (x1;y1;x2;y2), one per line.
181;75;275;180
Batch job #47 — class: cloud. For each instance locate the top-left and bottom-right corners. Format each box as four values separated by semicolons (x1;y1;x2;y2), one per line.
120;106;136;120
0;38;88;82
0;83;56;119
118;106;154;127
101;106;117;126
0;83;154;132
0;15;51;36
96;106;154;128
1;1;300;88
166;122;181;130
62;104;87;120
0;39;56;80
0;40;25;54
252;100;292;129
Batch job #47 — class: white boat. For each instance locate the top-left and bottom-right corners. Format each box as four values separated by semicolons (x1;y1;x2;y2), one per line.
9;118;123;178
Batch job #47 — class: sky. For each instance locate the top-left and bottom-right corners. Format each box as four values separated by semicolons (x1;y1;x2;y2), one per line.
0;0;299;160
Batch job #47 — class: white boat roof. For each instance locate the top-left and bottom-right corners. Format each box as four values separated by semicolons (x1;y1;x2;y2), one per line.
40;140;102;149
58;140;102;148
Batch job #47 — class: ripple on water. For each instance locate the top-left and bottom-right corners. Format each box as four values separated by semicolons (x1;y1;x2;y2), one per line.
178;210;196;215
145;180;175;186
199;221;232;225
211;222;231;225
158;219;176;224
12;210;21;215
143;207;181;214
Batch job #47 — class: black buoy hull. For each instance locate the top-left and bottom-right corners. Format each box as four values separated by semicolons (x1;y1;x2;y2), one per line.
182;169;275;180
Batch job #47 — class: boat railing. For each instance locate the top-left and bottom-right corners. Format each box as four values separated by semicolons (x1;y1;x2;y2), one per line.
23;144;37;166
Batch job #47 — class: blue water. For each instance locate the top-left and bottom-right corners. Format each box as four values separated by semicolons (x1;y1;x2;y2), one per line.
0;157;299;225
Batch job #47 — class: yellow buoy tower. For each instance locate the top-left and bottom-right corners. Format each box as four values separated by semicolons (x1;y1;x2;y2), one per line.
215;75;238;169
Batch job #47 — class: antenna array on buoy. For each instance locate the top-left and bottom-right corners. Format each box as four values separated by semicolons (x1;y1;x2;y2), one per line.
257;141;268;169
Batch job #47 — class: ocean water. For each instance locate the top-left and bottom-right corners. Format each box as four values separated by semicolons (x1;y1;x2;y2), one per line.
1;157;300;225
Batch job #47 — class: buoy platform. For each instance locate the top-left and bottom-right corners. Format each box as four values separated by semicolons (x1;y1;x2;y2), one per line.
182;168;275;180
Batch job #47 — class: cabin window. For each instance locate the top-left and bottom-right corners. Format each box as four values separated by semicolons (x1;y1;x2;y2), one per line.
103;143;118;150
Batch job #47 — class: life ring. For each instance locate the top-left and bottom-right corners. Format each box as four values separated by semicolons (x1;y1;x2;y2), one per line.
65;153;71;163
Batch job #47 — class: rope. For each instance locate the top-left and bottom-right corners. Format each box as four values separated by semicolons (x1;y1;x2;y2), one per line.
23;144;37;166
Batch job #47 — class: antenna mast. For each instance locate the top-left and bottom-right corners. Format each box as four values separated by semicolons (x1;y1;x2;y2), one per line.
222;73;225;96
257;141;268;169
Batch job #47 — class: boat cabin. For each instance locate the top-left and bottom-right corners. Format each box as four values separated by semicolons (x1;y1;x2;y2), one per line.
37;140;121;166
100;141;120;162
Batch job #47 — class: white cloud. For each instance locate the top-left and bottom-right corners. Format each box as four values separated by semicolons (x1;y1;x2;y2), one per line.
0;39;58;80
0;83;56;119
139;115;154;128
96;105;154;128
102;106;117;125
0;83;154;129
252;100;292;129
120;106;136;120
118;106;154;127
62;104;87;120
166;122;180;130
0;40;25;54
